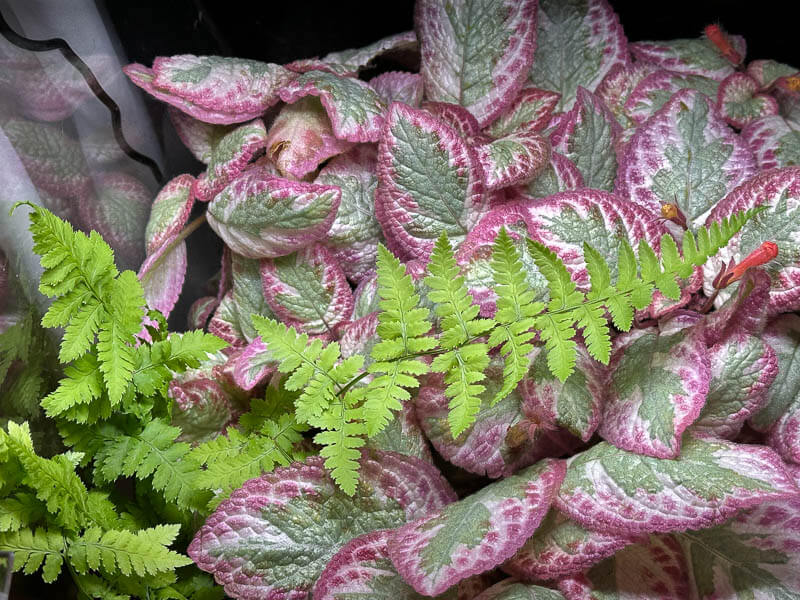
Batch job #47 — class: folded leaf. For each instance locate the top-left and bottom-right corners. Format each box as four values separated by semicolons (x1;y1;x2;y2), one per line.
742;115;800;170
691;333;777;439
750;314;800;430
231;336;276;391
389;459;566;596
703;269;772;346
476;129;550;191
747;59;799;89
169;372;236;444
529;0;628;111
168;107;234;164
316;145;383;282
313;529;488;600
278;70;387;142
138;242;187;325
260;244;353;335
376;102;490;259
188;452;454;600
206;166;341;258
599;316;710;458
208;291;247;349
595;62;659;133
503;508;636;581
557;534;690;599
557;437;798;535
193;119;269;201
369;71;424;107
704;166;800;315
416;0;538;127
230;253;275;343
616;89;756;231
264;96;355;179
486;87;561;139
519;152;583;199
124;56;294;124
624;69;719;125
717;72;779;129
550;86;622;192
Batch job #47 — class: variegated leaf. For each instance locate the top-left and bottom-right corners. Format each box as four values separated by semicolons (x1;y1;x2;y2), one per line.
677;494;800;599
78;172;152;271
486;88;561;139
595;63;659;133
528;0;628;111
742;115;800;170
313;529;487;600
747;59;799;89
750;314;800;432
629;36;741;82
376;102;490;259
415;366;575;479
704;166;800;315
475;580;566;600
550;87;622;191
557;534;690;600
206;166;341;258
624;69;719;125
616;89;756;230
168;107;234;164
520;345;605;443
287;31;418;76
503;509;636;581
265;97;354;179
557;437;798;535
717;72;779;129
518;152;583;200
208;291;247;349
352;270;381;320
599;315;710;458
703;269;772;346
422;101;484;140
316;145;383;282
477;129;550;191
188;296;218;330
690;333;777;439
388;459;566;596
278;70;386;142
189;451;455;600
138;242;187;324
369;71;424;107
416;0;538;127
193;119;269;201
260;244;353;335
365;398;433;464
231;253;275;342
169;370;236;444
231;336;277;391
143;174;195;255
125;55;295;124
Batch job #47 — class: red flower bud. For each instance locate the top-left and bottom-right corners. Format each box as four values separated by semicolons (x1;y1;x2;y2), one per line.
704;24;742;65
716;241;778;288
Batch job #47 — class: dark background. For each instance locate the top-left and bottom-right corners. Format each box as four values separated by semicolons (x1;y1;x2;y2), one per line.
8;0;800;596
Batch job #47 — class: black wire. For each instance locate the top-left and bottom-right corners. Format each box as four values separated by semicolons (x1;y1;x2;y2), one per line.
0;9;164;183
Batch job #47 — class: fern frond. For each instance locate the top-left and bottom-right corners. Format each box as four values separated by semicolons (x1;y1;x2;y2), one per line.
487;229;543;404
425;234;494;348
363;245;436;436
71;573;131;600
535;313;578;383
40;351;104;418
526;239;585;311
431;344;489;438
0;493;46;532
68;525;191;577
94;420;206;511
191;414;306;504
3;422;90;531
312;390;367;496
0;527;65;583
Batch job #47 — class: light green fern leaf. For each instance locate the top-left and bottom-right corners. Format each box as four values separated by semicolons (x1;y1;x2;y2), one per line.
312;390;367;496
0;527;65;583
40;351;103;418
431;344;489;437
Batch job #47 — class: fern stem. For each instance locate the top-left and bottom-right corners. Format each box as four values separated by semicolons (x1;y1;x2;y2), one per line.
139;213;207;285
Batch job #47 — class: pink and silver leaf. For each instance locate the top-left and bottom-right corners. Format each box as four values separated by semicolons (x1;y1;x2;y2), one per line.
750;314;800;432
677;494;800;599
690;333;777;439
143;174;195;255
416;0;538;128
206;166;341;259
703;166;800;315
231;253;275;342
388;458;566;596
502;508;638;582
313;529;487;600
188;450;454;600
278;70;387;143
746;59;799;90
557;534;690;600
422;101;485;141
264;96;355;180
516;152;583;200
138;240;187;324
168;107;235;164
125;55;295;124
550;86;622;192
741;115;800;170
599;317;710;458
528;0;628;112
193;119;269;202
316;144;383;282
476;129;550;191
557;436;798;535
615;89;756;231
486;87;561;139
169;370;236;445
376;102;489;260
208;291;248;349
629;36;739;82
716;72;779;129
260;243;353;335
474;579;566;600
231;336;277;391
624;69;719;125
703;269;772;346
595;62;659;133
369;71;424;107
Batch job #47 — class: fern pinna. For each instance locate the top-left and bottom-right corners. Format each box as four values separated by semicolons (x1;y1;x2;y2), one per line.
247;206;764;493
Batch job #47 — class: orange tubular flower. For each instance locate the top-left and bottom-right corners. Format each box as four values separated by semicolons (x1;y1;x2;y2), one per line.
717;241;779;288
